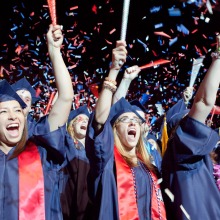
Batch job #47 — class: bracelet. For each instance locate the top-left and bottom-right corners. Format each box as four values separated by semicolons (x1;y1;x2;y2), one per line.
104;80;117;88
103;81;117;93
105;77;117;86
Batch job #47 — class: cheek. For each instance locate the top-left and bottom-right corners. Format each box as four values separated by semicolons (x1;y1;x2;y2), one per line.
116;126;126;137
26;102;31;107
19;115;25;126
72;124;77;131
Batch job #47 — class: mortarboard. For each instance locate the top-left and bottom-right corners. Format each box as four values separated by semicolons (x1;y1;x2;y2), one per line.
0;79;26;109
130;99;146;122
68;105;90;124
11;78;40;104
130;99;147;113
109;97;145;126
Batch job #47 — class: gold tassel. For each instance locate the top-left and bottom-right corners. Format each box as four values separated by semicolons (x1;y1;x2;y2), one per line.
161;114;169;157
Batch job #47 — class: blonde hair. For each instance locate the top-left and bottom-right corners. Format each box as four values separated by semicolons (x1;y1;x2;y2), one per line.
113;124;154;171
67;117;80;149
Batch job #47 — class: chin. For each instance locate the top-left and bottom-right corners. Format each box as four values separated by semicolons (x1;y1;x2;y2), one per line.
7;136;22;145
124;143;137;150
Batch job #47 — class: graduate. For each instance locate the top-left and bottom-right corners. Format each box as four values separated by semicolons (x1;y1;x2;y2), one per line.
61;105;92;220
85;40;166;220
0;24;73;220
11;77;40;138
161;35;220;220
112;64;163;170
11;77;40;118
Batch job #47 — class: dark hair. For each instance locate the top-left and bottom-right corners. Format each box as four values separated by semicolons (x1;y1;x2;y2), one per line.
9;121;28;159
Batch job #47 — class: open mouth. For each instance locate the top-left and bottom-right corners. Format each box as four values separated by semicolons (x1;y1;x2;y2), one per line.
6;123;20;137
80;125;87;130
128;128;136;138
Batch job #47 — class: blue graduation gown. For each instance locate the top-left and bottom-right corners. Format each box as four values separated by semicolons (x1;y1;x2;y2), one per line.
61;133;92;220
85;114;154;220
0;116;68;220
27;113;37;138
161;116;220;220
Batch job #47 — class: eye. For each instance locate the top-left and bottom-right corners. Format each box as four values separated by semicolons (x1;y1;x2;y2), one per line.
0;110;7;114
119;116;129;122
25;98;31;103
15;108;22;113
133;117;142;123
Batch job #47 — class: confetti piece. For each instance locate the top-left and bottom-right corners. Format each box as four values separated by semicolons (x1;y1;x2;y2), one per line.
154;32;171;38
168;8;181;16
140;59;171;70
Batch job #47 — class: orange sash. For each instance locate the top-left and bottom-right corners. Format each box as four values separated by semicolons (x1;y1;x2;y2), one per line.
18;141;46;220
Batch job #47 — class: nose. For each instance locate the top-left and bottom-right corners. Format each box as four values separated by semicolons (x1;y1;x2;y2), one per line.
129;118;136;125
8;112;17;120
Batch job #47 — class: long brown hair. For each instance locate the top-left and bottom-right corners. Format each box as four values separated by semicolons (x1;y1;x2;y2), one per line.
9;120;28;159
113;124;154;171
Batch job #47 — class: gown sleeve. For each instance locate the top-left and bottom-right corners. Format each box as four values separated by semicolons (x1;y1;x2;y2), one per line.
85;112;118;213
30;115;67;165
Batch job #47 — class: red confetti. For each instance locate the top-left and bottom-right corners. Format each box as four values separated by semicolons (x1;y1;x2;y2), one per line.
140;59;171;70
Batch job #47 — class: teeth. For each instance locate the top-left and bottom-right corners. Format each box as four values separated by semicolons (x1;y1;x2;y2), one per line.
7;123;19;128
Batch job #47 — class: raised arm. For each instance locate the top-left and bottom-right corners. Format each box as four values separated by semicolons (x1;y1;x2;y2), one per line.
94;40;127;132
188;35;220;123
112;65;141;104
46;24;74;131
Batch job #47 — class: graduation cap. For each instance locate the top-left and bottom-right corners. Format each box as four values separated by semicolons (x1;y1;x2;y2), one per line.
68;105;90;124
109;97;145;126
11;78;40;104
130;99;146;122
130;99;147;113
0;79;26;109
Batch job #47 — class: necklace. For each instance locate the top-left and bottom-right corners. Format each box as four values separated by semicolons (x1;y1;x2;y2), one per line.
131;162;163;220
130;167;137;203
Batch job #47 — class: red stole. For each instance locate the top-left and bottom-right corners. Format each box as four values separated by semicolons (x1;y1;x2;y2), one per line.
18;141;46;220
114;147;139;220
114;147;166;220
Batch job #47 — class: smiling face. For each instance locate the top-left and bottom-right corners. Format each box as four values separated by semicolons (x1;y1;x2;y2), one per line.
114;112;141;154
16;89;32;117
0;100;25;148
72;114;89;140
